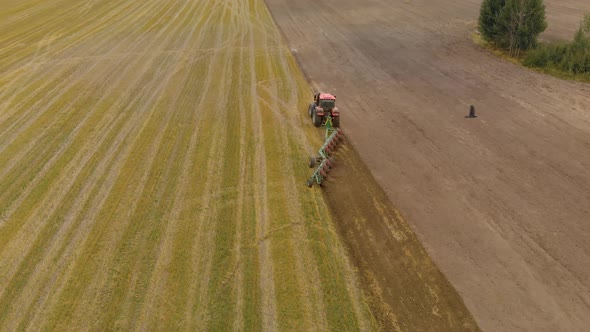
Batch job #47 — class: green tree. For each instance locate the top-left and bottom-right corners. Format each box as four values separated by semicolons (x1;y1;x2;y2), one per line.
479;0;547;56
573;14;590;50
479;0;506;41
497;0;547;56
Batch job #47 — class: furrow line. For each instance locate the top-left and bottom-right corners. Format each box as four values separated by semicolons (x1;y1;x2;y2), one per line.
0;0;169;150
233;3;249;328
248;0;278;329
0;0;187;209
0;52;175;328
28;57;181;330
191;5;239;328
0;0;200;316
265;44;325;331
0;0;145;73
0;0;183;243
110;0;214;327
133;1;222;328
0;0;132;98
56;1;215;327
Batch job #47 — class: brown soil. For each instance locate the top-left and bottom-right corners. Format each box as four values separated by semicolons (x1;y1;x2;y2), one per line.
322;141;479;331
265;0;590;330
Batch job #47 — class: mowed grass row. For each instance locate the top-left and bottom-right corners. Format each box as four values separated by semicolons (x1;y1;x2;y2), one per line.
0;0;375;330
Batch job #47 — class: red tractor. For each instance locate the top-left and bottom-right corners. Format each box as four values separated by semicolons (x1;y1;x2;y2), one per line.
308;92;340;127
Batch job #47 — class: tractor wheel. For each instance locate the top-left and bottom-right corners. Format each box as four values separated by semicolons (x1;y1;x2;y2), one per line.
312;111;322;127
308;157;316;168
307;179;313;188
332;116;340;127
308;103;314;118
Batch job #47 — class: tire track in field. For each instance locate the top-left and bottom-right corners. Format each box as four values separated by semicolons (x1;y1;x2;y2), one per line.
0;0;143;73
232;2;252;329
0;0;140;105
0;0;181;229
248;1;278;329
7;65;166;329
233;44;248;332
0;1;203;326
0;30;59;125
54;75;177;329
46;2;210;327
0;0;53;25
24;59;185;330
256;6;373;328
0;0;184;278
188;4;241;327
264;50;330;331
0;0;164;129
0;0;83;52
0;0;164;268
256;58;315;154
0;33;71;145
0;0;378;328
261;45;371;330
133;0;239;327
182;54;226;328
258;3;377;320
1;35;180;332
0;0;167;189
0;0;99;84
111;0;218;327
195;2;253;326
258;29;319;329
12;0;208;322
114;0;224;327
0;0;75;43
0;0;165;152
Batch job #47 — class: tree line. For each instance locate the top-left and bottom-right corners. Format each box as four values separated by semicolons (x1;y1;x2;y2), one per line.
479;0;590;77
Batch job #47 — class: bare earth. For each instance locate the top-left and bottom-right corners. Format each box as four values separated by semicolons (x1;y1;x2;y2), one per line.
265;0;590;330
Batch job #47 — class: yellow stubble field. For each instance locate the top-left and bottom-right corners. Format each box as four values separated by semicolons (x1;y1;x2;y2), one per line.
0;0;375;330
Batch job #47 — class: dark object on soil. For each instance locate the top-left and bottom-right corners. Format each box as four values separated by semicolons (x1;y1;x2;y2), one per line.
466;105;477;118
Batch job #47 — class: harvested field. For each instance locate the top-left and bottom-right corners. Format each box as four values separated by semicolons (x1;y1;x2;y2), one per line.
0;0;380;329
265;0;590;331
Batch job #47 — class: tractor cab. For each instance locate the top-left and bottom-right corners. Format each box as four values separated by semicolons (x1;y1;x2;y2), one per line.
308;92;340;127
315;93;336;111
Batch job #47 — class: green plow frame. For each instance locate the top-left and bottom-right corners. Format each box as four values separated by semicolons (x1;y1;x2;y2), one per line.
307;116;344;188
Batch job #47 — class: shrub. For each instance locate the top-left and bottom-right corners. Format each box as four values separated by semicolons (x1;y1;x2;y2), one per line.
479;0;506;41
524;14;590;76
478;0;547;56
522;45;550;67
